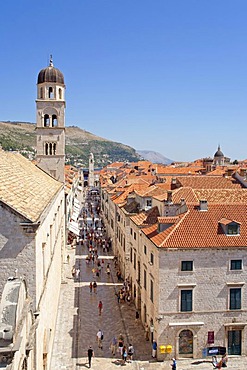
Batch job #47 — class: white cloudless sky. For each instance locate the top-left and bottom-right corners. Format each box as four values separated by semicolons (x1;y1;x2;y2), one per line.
1;0;247;162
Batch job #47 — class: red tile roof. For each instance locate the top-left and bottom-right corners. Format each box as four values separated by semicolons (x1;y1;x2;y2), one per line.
148;203;247;249
176;175;241;189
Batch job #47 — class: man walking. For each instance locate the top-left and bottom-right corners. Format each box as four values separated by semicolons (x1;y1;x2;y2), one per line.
96;329;103;349
110;336;117;356
87;346;94;368
93;281;97;294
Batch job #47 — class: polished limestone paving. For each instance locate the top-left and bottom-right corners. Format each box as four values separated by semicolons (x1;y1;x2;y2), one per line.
51;243;247;370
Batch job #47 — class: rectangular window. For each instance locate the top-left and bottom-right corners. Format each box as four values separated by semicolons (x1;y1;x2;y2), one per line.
150;279;154;302
181;261;193;271
230;288;241;310
130;248;133;263
181;290;192;312
150;253;154;265
134;253;136;270
144;269;147;289
230;260;242;270
134;232;136;240
147;199;152;207
130;228;133;235
144;245;147;255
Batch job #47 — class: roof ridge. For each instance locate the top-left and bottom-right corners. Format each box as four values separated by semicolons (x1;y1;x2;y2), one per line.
160;210;189;247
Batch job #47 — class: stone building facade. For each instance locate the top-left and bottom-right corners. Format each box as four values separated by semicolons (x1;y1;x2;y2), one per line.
0;278;33;369
0;150;65;370
100;169;247;360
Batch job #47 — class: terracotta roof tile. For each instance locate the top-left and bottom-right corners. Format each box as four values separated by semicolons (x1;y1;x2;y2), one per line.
176;175;241;189
219;218;240;225
149;204;247;249
194;189;247;203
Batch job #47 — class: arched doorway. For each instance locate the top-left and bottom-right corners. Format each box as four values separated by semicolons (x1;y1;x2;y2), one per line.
179;329;193;357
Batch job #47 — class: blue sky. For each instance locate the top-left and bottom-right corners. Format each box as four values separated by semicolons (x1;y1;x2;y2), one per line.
1;1;247;162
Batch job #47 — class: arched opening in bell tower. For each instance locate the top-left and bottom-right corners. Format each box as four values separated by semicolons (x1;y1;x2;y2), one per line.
48;87;54;99
59;88;62;99
52;115;58;127
44;114;50;127
40;87;43;99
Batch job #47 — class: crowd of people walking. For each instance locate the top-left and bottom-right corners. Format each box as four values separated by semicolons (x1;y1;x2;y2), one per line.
68;188;155;368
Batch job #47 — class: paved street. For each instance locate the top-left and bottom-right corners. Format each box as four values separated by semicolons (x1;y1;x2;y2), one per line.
50;191;247;370
51;242;247;370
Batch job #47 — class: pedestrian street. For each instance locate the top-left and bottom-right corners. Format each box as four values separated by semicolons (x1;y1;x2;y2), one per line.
51;189;247;370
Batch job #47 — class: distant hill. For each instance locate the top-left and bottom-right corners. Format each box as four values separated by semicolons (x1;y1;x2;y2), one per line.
137;150;173;165
0;121;141;167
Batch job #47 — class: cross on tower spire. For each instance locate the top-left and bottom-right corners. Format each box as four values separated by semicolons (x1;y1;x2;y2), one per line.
49;55;53;67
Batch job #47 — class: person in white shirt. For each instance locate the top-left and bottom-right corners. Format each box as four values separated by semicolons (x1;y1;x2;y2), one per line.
96;329;103;349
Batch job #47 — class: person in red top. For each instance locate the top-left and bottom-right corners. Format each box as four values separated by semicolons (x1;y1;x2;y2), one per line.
98;300;103;315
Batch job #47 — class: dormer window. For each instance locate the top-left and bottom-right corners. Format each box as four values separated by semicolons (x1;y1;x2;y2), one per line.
227;223;240;235
219;218;240;236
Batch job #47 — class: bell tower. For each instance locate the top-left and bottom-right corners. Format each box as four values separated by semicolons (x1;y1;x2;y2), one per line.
36;56;65;183
88;152;95;188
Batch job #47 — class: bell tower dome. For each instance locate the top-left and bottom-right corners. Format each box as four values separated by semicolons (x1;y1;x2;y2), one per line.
36;56;65;183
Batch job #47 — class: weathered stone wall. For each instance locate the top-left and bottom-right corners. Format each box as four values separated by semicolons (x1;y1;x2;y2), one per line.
0;203;35;303
157;248;247;358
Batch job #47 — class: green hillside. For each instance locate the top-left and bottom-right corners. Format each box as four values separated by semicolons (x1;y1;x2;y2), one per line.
0;121;140;167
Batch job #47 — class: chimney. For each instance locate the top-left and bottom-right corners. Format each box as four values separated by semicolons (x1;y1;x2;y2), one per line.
227;169;234;176
240;168;247;178
167;191;172;203
171;177;177;190
199;199;208;211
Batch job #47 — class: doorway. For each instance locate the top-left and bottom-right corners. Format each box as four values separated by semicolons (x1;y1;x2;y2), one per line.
228;330;241;355
179;329;193;357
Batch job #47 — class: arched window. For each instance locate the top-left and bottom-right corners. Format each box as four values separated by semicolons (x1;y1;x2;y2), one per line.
59;88;62;99
48;87;54;99
45;142;56;155
52;115;58;127
44;114;50;127
40;87;43;99
45;143;49;155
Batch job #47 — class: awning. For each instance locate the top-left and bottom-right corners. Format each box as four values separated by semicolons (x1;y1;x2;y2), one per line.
68;224;80;236
68;221;80;236
74;198;80;206
71;213;78;222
